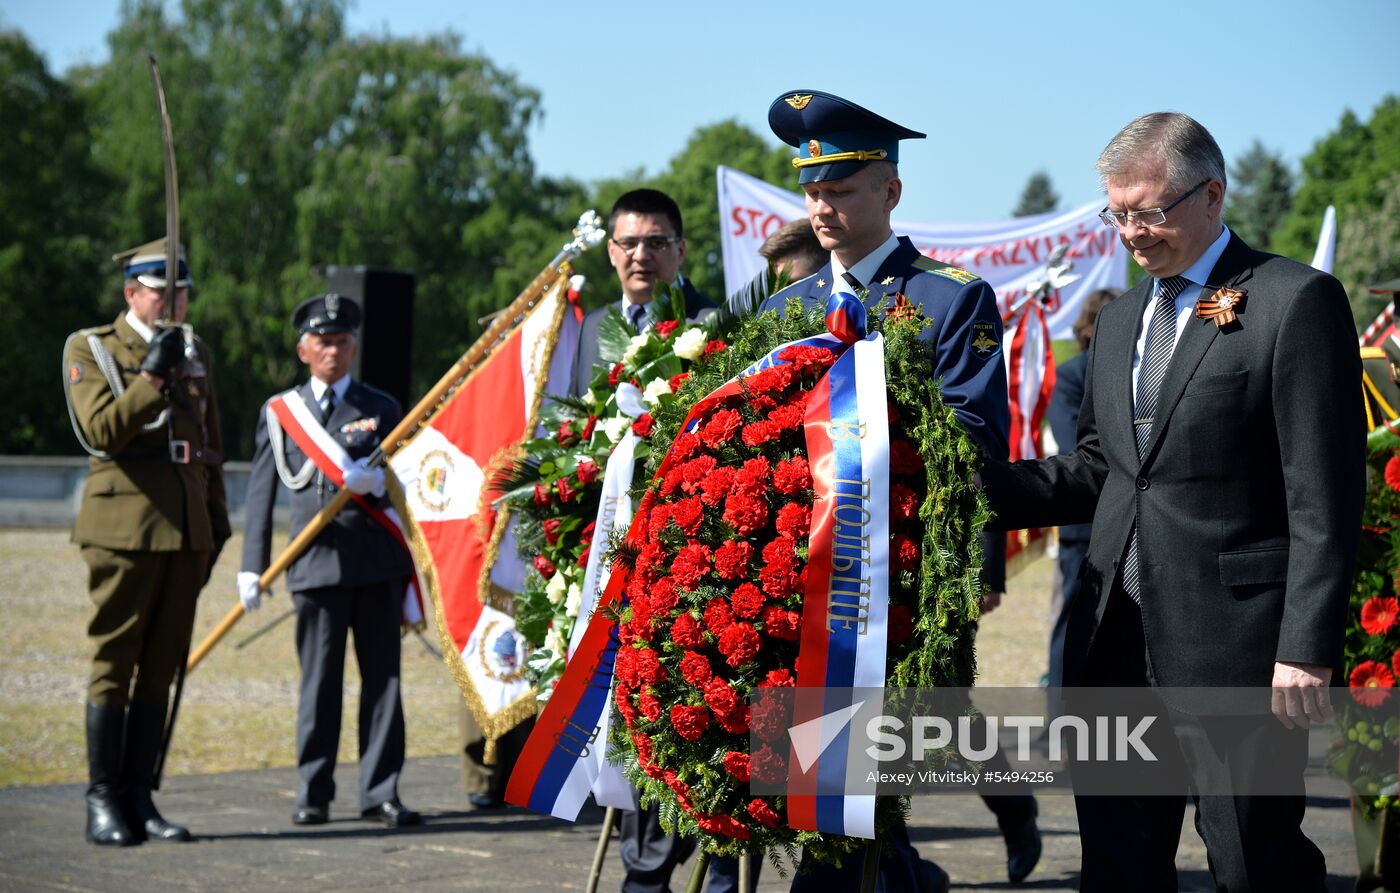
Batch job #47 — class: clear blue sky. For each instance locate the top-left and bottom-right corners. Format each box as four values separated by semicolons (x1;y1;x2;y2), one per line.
3;0;1398;223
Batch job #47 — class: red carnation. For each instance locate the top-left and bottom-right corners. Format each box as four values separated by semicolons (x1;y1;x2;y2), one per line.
614;647;638;689
533;554;556;579
634;647;665;685
888;604;913;642
703;339;727;357
632;732;654;767
760;538;801;599
743;364;794;396
669;498;704;536
891;483;919;522
750;743;786;784
670;432;701;463
768;403;805;431
747;798;782;829
608;363;625;388
655;319;680;338
703;677;741;717
556;477;575;503
533;482;552;508
773;456;812;496
762;605;802;641
1350;660;1395;706
741;421;780;447
542;518;562;546
735;457;772;493
670;704;710;741
672;612;704;648
718;622;762;668
763;668;795;688
1393;649;1400;680
681;455;718;494
714;541;754;580
632;413;655;437
890;439;924;475
701;408;743;448
576;458;600;486
695;813;751;840
669;372;690;392
776;503;812;540
680;650;713;686
661;465;686;497
1362;596;1400;636
615;688;639;725
723;493;769;536
715;704;750;735
892;534;921;572
700;466;736;507
777;344;837;372
731;582;766;619
722;752;751;782
672;542;713;591
1387;454;1400;492
704;599;735;634
556;420;577;447
650;577;679;614
582;415;598;441
639;692;662;722
750;702;789;741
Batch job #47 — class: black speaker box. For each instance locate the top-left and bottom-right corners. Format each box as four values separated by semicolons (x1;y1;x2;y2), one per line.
324;265;415;410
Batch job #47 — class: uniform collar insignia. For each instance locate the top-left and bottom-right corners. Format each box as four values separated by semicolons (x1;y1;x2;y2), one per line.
881;276;895;286
816;278;826;289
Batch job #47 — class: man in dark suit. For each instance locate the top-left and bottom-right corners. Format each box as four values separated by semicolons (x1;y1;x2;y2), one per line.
1044;288;1119;693
760;89;1038;892
980;112;1365;891
570;189;715;398
240;294;421;829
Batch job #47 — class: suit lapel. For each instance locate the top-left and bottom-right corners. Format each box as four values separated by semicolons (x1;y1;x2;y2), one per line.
1139;235;1256;465
1110;280;1153;455
326;381;359;432
870;238;919;314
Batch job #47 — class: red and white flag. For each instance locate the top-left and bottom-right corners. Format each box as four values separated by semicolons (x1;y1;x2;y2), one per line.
1002;301;1056;567
390;274;572;736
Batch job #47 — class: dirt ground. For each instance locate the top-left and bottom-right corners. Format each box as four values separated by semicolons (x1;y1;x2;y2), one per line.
0;528;1056;787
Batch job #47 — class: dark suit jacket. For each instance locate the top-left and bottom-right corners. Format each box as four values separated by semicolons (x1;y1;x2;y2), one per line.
981;233;1365;687
1046;352;1091;545
241;379;414;592
570;279;716;398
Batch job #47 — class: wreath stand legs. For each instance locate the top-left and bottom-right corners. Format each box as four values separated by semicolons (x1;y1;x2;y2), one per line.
585;807;618;893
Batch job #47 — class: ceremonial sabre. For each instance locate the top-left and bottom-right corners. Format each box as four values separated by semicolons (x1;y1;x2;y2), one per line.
186;211;607;671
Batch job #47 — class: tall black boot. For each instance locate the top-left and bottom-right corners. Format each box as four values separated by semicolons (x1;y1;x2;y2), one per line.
85;702;136;846
123;701;191;842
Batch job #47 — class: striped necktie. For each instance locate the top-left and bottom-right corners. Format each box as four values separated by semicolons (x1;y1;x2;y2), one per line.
1121;275;1189;604
626;302;647;333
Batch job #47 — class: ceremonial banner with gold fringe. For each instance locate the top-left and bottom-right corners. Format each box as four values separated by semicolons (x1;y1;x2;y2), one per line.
389;273;572;748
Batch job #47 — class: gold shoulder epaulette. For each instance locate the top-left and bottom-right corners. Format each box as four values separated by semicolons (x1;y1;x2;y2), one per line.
911;255;978;285
1361;346;1387;359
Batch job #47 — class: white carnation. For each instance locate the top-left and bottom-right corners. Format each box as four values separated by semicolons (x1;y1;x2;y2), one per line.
642;376;672;407
545;571;567;606
621;332;650;365
673;327;707;361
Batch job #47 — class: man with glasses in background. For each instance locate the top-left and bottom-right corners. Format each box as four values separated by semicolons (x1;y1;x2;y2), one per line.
980;112;1363;891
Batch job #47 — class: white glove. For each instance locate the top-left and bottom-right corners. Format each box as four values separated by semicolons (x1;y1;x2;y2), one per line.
237;571;266;613
343;458;386;497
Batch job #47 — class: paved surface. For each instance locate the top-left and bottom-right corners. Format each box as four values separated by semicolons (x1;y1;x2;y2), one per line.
0;755;1364;892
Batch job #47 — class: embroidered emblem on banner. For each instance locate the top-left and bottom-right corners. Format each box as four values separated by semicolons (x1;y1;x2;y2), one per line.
786;94;813;110
1195;286;1246;328
341;416;380;434
970;322;999;357
478;620;526;682
69;363;83;383
417;449;453;512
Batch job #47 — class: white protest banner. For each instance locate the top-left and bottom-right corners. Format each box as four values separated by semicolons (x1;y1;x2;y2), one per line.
717;165;1128;341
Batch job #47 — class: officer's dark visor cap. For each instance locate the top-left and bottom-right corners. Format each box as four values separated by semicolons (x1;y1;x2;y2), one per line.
769;90;925;185
293;293;362;334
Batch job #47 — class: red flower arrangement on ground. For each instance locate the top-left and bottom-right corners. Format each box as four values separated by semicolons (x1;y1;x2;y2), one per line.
606;338;939;857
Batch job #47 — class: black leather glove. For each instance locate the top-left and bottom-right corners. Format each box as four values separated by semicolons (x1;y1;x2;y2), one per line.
140;326;185;379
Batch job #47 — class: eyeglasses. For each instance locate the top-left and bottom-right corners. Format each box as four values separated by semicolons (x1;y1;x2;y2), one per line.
610;235;680;253
1099;179;1209;230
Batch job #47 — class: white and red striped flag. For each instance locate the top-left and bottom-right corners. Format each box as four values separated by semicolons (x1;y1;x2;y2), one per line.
1002;300;1057;567
389;274;573;742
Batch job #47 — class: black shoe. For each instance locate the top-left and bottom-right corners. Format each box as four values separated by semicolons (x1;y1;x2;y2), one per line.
919;859;951;893
121;701;193;842
361;798;422;828
84;703;136;847
86;788;137;847
468;792;503;810
292;805;328;826
1002;813;1042;884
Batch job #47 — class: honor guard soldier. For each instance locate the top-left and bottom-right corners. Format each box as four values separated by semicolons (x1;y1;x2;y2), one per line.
239;294;422;828
760;91;1040;891
63;237;231;846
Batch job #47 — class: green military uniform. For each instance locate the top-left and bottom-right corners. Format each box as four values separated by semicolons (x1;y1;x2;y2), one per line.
63;238;229;847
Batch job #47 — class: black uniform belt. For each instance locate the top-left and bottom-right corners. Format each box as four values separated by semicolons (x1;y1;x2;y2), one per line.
116;440;224;465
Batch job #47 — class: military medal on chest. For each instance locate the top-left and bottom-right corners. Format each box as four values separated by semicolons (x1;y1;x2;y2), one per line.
1195;286;1246;328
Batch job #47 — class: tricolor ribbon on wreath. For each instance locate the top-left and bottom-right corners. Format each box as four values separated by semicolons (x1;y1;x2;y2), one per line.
508;293;892;839
266;391;425;626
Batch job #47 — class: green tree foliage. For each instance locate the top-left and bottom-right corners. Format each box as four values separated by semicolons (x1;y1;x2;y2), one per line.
1223;140;1293;252
1012;170;1058;217
0;32;114;452
1273;97;1400;327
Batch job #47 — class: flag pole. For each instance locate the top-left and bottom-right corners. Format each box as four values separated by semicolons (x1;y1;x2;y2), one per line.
187;212;606;672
